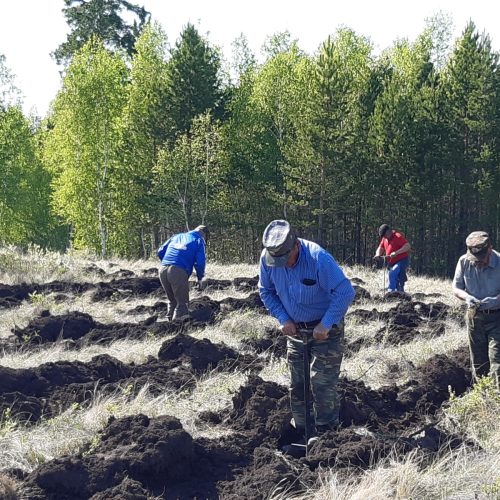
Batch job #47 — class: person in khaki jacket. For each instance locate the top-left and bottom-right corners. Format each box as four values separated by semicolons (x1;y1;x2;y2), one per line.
452;231;500;389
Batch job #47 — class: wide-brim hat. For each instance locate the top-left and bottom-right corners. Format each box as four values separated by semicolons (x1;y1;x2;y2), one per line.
262;220;296;267
465;231;490;261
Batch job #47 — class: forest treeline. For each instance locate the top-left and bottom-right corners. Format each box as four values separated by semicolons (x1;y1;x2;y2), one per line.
1;8;499;276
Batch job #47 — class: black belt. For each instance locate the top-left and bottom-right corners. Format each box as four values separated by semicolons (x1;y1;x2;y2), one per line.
477;309;500;315
296;320;321;329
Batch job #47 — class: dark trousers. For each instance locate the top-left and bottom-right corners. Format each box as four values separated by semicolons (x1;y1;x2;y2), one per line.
287;323;344;430
158;265;190;318
466;311;500;389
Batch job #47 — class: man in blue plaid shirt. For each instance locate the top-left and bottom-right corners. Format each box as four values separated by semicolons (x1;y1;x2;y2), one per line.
258;220;355;439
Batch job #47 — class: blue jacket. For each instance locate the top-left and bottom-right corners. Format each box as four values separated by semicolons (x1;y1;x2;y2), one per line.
157;230;206;280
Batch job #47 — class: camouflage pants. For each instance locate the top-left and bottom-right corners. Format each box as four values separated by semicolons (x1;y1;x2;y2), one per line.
287;323;344;430
466;311;500;389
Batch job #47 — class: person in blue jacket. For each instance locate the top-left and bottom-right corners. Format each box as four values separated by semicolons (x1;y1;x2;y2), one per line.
157;225;208;320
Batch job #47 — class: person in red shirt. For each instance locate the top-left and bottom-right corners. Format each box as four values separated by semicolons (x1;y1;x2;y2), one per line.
374;224;411;293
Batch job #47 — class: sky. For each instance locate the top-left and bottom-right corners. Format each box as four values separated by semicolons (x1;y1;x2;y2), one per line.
1;0;499;117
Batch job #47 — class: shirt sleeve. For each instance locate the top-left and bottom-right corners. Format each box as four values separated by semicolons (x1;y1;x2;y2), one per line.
194;238;206;280
452;258;465;290
258;258;291;325
317;251;356;328
157;238;171;261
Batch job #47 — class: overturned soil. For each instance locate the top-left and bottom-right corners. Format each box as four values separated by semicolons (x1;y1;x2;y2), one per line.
0;274;262;310
347;299;457;354
0;271;476;499
0;335;260;424
17;346;472;499
5;291;265;354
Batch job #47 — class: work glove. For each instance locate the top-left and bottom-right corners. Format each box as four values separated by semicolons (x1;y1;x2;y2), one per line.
465;295;480;308
313;322;330;341
479;296;500;310
280;320;297;337
390;251;396;258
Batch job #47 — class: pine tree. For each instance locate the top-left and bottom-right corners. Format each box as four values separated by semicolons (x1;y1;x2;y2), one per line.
166;24;222;136
53;0;150;66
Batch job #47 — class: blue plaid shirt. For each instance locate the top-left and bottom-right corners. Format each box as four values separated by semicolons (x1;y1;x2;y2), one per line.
258;239;355;328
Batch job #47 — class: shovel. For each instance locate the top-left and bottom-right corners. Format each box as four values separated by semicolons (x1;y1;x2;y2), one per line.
282;327;314;458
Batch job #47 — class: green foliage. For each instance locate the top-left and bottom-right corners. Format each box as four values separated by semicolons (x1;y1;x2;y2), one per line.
0;106;64;248
153;112;225;231
231;34;256;81
0;53;21;107
284;29;373;247
482;476;500;496
1;20;499;268
0;408;16;438
44;38;128;256
167;24;222;135
446;376;500;445
82;432;102;457
53;0;150;66
115;22;172;256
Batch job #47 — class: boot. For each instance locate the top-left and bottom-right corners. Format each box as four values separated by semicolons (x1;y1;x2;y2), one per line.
307;422;339;448
172;303;190;321
166;302;176;321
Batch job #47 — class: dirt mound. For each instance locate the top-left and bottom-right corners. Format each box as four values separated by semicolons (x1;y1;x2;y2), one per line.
353;285;371;302
140;267;158;277
349;300;450;327
200;278;233;290
0;274;261;310
17;347;472;499
127;301;170;315
240;327;287;358
91;277;163;301
218;446;311;499
158;335;259;373
90;477;149;500
233;276;259;291
348;322;446;353
82;264;107;277
21;415;195;500
220;292;264;312
1;334;261;423
13;311;96;344
347;300;452;353
412;292;443;300
9;308;214;352
0;281;95;309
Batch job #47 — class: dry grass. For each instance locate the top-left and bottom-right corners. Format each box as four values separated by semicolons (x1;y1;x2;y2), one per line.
343;316;467;388
191;309;277;349
280;446;500;500
0;473;18;500
1;246;497;498
0;335;170;370
0;370;246;473
442;376;500;451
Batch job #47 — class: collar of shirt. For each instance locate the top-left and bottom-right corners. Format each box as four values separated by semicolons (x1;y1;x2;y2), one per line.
290;241;303;268
488;251;498;269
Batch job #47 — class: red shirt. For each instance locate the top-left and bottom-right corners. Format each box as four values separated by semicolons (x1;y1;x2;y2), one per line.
378;231;409;265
